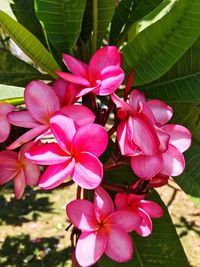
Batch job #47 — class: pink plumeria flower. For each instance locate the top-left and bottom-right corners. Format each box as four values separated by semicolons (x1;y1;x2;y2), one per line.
66;187;141;266
7;80;95;150
0;142;40;199
26;114;108;189
56;46;125;96
0;102;15;142
115;190;163;237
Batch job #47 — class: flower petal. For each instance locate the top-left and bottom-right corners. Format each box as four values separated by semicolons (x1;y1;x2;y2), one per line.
105;226;133;262
140;200;163;218
66;199;98;231
94;186;114;222
39;160;74;189
63;53;88;77
73;152;103;189
131;113;160;155
0;117;11;142
160;144;185;176
73;124;108;157
0;151;18;185
115;193;128;210
61;105;95;127
149;174;169;188
76;231;107;267
25;80;60;124
50;114;76;152
161;124;192;153
8;111;41;128
146;100;173;125
129;90;145;110
105;210;142;232
0;102;15;114
52;78;68;105
14;170;26;200
131;153;163;179
135;209;152;237
111;93;134;112
7;125;48;150
23;160;40;186
55;71;90;86
25;142;69;165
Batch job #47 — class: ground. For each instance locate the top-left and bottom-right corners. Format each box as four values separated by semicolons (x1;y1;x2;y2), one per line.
0;180;200;267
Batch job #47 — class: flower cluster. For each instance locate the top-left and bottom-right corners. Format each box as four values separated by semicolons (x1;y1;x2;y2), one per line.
0;46;191;266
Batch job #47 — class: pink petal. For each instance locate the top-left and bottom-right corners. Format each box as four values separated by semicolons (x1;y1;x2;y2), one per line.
149;174;169;188
61;105;95;127
94;186;114;222
0;151;18;185
131;113;160;155
55;71;90;86
155;126;170;152
62;83;80;105
0;102;15;114
131;153;163;179
76;231;107;267
66;199;98;231
117;118;140;156
73;124;108;157
75;84;101;98
135;209;152;237
89;46;121;79
0;117;11;142
161;124;192;153
115;193;128;210
105;210;142;232
129;90;145;110
25;81;60;124
23;160;40;186
63;53;88;77
25;142;70;165
160;144;185;176
140;200;163;218
14;170;25;200
50;114;76;152
73;152;103;189
52;78;68;105
146;100;173;125
111;93;134;112
39;159;74;189
7;125;48;150
8;111;41;128
105;226;133;262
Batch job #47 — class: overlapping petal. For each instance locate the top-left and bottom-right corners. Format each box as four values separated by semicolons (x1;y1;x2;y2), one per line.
135;209;152;237
63;53;88;77
139;200;163;218
14;170;25;200
8;111;41;128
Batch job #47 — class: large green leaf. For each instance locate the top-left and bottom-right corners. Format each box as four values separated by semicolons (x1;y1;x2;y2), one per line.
169;103;200;209
142;38;200;103
97;190;189;267
122;0;200;86
34;0;86;53
80;0;93;43
0;51;49;86
0;84;24;105
0;11;60;78
110;0;163;45
10;0;46;46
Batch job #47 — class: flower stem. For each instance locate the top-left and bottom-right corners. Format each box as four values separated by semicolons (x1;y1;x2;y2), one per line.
92;0;98;53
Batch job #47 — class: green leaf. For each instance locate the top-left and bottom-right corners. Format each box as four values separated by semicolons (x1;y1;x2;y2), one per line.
110;0;163;45
80;0;93;43
0;11;60;78
0;51;49;86
0;84;24;104
97;190;189;267
142;38;200;103
10;0;47;46
96;0;115;47
34;0;86;53
122;0;200;86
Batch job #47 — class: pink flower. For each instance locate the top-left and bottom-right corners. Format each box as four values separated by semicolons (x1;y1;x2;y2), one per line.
0;142;40;199
26;114;108;189
66;187;141;266
115;190;163;237
55;46;125;96
7;80;95;149
0;102;15;142
111;90;192;179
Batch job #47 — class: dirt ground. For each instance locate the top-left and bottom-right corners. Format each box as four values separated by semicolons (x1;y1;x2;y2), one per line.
0;180;200;267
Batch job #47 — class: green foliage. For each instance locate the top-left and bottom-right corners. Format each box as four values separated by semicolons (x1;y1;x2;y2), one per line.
0;51;49;86
34;0;86;53
142;38;200;103
97;190;189;267
10;0;46;46
0;84;24;104
122;0;200;86
0;11;60;78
